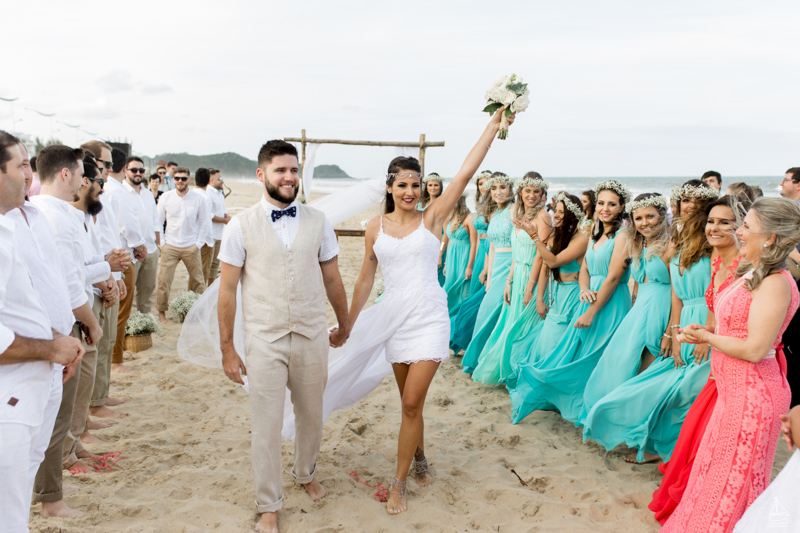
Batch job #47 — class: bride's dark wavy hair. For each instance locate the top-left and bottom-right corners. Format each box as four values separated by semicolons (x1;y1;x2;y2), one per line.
384;156;422;214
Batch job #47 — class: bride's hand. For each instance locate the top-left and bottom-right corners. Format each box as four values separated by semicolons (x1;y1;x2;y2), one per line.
489;106;516;126
329;326;349;348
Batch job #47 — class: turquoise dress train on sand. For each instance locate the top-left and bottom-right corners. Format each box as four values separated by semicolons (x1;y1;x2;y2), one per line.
507;230;632;424
459;207;514;370
448;215;489;350
580;254;711;461
472;227;546;385
442;220;473;309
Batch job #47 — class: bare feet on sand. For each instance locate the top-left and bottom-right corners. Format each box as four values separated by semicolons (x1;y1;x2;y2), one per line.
302;478;328;502
413;452;433;487
90;405;127;419
386;478;408;515
624;451;661;464
80;430;105;445
41;499;84;518
111;363;139;376
87;417;115;429
76;450;92;459
105;396;129;406
159;312;167;323
255;511;278;533
65;459;91;472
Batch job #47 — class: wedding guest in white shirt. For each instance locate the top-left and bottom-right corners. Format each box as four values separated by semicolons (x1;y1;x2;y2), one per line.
106;148;146;375
207;168;230;284
159;161;177;192
27;143;101;519
80;141;130;420
195;168;230;286
0;133;84;531
156;166;210;322
125;157;161;314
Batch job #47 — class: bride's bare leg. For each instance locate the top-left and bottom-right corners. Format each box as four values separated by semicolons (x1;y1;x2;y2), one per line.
393;366;432;487
388;361;440;514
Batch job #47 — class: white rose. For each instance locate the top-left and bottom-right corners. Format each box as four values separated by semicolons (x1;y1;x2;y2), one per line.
492;76;508;89
486;86;504;103
500;89;517;106
511;93;530;113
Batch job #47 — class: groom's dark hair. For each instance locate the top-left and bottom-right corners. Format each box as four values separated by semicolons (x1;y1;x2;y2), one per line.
258;140;298;168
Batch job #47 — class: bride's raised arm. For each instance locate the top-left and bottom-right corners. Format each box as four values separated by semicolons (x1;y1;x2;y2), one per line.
426;107;514;232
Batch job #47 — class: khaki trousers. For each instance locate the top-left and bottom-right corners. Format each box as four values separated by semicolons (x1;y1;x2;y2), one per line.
201;240;221;281
247;329;328;513
91;299;118;407
63;294;102;467
134;247;159;314
33;323;84;502
114;266;136;364
157;244;206;312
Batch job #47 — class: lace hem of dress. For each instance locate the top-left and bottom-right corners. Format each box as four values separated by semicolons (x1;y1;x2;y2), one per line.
388;355;450;365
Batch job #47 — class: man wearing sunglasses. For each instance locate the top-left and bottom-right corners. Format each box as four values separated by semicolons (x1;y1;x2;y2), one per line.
125;157;161;316
156;167;210;322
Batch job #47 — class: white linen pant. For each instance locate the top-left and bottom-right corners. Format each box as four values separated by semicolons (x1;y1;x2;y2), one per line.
0;367;61;533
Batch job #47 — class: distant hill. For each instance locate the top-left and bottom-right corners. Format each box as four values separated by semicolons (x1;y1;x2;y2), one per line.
149;152;257;178
314;164;352;179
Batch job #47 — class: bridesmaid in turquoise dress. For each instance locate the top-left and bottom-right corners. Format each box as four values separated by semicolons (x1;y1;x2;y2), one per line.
472;174;552;385
508;181;633;424
418;173;446;285
579;194;672;429
506;192;588;376
582;187;718;463
439;193;477;309
457;173;515;364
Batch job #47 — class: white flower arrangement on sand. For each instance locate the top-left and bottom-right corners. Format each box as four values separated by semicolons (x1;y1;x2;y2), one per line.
626;194;669;214
169;291;201;323
594;180;632;204
125;311;161;336
483;74;530;139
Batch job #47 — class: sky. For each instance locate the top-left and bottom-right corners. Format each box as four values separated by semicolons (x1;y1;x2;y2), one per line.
2;0;799;178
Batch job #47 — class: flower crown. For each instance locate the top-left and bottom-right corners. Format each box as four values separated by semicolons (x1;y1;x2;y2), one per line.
594;180;632;204
423;173;443;184
486;174;515;189
670;184;719;204
626;194;668;214
473;170;493;184
555;192;584;220
515;176;550;191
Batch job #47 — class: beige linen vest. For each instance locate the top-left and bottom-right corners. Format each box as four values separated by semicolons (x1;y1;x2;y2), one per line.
239;203;327;343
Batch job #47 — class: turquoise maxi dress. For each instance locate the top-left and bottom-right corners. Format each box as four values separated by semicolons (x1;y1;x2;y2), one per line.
459;207;514;371
448;215;489;350
507;230;632;424
471;227;546;385
442;219;473;310
580;254;711;461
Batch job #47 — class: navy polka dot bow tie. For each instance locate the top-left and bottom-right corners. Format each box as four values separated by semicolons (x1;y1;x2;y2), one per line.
271;206;297;222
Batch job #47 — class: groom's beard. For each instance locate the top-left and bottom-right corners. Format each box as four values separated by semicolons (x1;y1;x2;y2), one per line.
265;180;298;204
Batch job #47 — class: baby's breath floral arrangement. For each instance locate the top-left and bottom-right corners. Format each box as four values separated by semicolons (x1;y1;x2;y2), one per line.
626;194;669;214
483;74;530;139
125;311;161;336
516;176;550;191
473;170;493;184
594;180;632;204
422;173;443;184
555;192;585;220
485;174;515;189
670;184;719;204
169;291;200;323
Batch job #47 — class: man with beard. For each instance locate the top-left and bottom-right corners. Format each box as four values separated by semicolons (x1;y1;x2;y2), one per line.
30;145;104;518
126;157;161;314
218;140;349;533
156;166;210;322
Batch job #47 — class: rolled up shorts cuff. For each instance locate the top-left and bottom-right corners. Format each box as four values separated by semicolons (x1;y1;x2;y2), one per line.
255;494;284;514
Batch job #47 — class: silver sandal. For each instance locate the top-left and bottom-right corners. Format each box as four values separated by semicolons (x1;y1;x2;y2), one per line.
413;455;430;477
390;477;407;498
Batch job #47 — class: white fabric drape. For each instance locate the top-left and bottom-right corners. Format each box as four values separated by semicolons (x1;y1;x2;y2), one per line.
394;146;419;160
302;143;321;198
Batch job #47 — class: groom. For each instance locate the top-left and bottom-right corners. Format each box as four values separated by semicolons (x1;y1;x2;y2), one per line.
217;140;350;533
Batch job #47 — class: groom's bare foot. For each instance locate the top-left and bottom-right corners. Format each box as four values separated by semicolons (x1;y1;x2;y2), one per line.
254;511;278;533
41;499;83;518
302;478;328;502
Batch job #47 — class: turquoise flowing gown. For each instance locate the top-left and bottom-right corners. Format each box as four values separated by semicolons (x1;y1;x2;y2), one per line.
460;207;514;372
580;255;711;461
442;221;473;310
578;250;671;426
506;258;583;375
472;228;546;385
448;216;489;351
507;230;631;424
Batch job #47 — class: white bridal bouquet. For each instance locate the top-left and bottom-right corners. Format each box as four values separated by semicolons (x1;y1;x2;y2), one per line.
483;74;530;139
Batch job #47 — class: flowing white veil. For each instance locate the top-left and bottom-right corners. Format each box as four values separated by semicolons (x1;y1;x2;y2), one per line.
178;177;400;440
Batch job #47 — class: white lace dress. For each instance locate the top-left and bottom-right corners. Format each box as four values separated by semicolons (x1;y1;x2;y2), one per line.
375;215;450;364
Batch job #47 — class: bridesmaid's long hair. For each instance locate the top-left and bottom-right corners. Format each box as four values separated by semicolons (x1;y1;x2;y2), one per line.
627;193;669;264
384;156;421;214
592;182;627;242
419;173;443;209
447;195;471;232
735;198;800;291
474;169;492;205
479;171;514;222
551;193;583;282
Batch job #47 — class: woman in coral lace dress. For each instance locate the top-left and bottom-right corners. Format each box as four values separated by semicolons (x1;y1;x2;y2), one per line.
662;197;800;532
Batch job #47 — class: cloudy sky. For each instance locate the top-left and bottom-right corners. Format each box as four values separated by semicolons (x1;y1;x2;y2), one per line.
2;0;798;178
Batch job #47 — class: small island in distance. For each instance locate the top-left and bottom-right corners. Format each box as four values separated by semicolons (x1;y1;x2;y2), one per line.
313;164;353;179
148;152;353;180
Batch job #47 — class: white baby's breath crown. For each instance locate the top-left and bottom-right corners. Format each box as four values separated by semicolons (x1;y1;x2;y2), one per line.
515;176;550;191
626;194;669;214
486;174;515;189
473;170;493;184
422;173;443;184
670;184;720;204
594;180;632;204
555;192;585;220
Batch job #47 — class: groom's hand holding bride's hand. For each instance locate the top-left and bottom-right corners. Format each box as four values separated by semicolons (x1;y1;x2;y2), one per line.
329;321;351;348
222;347;247;385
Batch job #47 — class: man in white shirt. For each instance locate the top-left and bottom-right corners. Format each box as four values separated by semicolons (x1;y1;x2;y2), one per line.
126;157;161;314
195;168;230;286
159;161;177;192
156;166;210;322
0;132;85;531
106;148;147;375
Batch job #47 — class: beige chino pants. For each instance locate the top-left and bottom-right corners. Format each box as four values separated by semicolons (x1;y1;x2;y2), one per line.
200;240;221;281
246;330;328;513
157;244;206;312
134;247;159;314
91;299;118;407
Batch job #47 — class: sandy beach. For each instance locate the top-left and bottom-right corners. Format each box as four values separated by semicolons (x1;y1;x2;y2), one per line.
29;182;792;533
